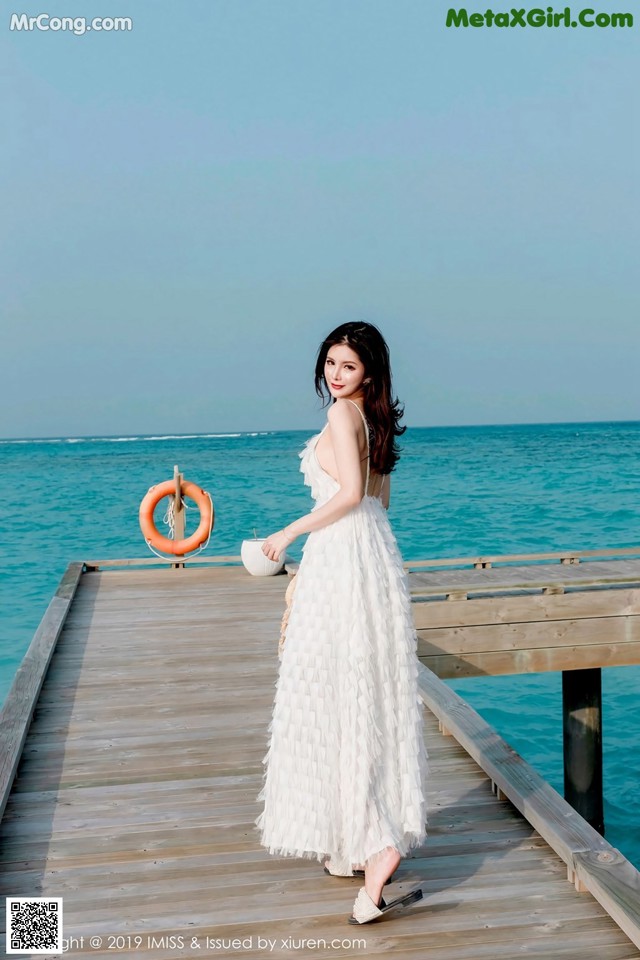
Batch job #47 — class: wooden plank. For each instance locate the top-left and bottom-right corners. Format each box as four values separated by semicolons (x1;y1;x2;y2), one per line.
405;546;640;568
0;562;83;822
411;575;640;598
413;588;640;628
12;918;633;960
418;615;640;656
418;642;640;678
83;555;244;569
573;848;640;949
0;841;553;887
85;552;640;585
409;558;640;594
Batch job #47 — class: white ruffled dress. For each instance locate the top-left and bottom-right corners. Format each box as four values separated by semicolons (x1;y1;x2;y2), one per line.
254;401;429;868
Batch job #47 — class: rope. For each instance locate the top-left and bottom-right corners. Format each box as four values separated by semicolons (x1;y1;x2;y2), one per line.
162;494;191;540
163;497;176;540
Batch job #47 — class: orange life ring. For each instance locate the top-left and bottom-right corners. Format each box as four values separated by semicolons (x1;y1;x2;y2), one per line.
139;479;213;556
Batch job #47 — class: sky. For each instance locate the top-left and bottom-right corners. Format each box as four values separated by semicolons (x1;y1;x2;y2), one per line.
1;0;638;437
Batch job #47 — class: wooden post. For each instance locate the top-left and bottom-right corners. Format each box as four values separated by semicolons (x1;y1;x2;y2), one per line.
172;464;185;570
562;667;604;835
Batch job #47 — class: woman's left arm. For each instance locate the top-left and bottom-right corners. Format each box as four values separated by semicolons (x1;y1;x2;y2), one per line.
262;400;364;561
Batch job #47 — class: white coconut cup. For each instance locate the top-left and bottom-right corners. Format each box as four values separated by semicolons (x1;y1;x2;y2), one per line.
241;538;286;576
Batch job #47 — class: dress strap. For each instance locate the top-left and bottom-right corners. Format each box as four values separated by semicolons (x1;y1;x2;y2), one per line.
344;398;370;496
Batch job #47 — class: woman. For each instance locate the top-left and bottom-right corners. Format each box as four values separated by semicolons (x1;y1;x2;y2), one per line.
255;321;429;925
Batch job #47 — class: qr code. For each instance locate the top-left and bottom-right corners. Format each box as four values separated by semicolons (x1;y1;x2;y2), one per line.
6;898;63;954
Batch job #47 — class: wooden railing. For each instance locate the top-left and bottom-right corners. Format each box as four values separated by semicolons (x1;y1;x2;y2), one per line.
417;663;640;950
0;562;84;822
405;545;640;570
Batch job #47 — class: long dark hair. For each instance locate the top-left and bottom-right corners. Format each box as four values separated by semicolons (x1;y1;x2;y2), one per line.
313;321;406;474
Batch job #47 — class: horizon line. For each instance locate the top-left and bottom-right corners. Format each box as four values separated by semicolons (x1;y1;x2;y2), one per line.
1;417;639;444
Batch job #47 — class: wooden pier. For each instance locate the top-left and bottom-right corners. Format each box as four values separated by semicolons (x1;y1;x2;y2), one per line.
1;551;639;959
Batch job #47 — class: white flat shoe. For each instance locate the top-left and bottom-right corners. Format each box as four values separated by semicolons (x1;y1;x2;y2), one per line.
348;885;423;924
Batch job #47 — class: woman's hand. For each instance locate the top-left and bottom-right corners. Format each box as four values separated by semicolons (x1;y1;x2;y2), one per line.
262;529;294;562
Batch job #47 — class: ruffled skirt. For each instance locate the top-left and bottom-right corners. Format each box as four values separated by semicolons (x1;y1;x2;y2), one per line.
254;495;429;867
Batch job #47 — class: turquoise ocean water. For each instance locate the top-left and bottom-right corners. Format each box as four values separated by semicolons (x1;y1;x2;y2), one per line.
1;419;639;867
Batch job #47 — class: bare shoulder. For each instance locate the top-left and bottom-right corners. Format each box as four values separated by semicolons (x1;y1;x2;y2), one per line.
327;398;360;427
